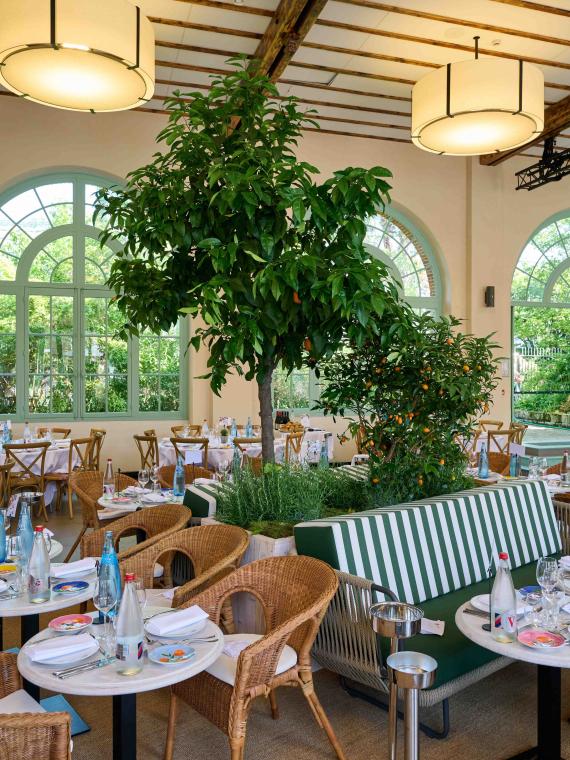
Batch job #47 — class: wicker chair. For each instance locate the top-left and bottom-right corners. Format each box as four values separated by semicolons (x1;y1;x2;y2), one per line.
157;464;213;489
45;436;95;519
36;426;71;439
553;494;570;553
134;433;159;470
80;503;191;561
4;441;50;522
120;524;249;609
88;428;106;471
0;652;71;759
170;437;209;468
64;470;138;562
163;555;346;760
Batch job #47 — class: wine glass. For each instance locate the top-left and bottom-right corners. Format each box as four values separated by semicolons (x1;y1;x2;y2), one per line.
538;457;549;479
537;556;558;593
528;456;539;480
93;574;119;634
150;464;160;492
138;468;149;491
216;458;230;482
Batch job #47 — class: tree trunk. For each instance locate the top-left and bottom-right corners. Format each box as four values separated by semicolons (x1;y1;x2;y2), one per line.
258;360;275;463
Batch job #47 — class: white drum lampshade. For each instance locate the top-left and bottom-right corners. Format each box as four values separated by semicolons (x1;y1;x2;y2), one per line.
0;0;155;113
412;51;544;156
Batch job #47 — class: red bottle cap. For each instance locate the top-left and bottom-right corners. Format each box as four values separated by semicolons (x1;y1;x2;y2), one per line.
125;572;135;582
35;525;44;532
499;552;508;560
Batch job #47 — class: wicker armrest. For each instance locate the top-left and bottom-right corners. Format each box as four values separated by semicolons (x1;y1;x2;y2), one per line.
0;652;21;698
0;711;71;759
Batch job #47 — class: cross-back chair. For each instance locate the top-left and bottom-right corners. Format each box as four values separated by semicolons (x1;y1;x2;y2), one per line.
88;428;106;470
510;422;528;444
134;433;159;470
171;424;202;437
36;426;71;439
478;419;503;432
163;555;346;760
0;461;14;507
232;437;262;452
488;428;519;455
45;437;95;519
285;431;304;463
170;437;209;468
157;464;212;489
4;441;50;521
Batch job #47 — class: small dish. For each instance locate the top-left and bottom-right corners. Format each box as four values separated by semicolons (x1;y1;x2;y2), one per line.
518;628;566;649
53;580;89;595
149;644;195;665
519;585;541;597
49;614;92;633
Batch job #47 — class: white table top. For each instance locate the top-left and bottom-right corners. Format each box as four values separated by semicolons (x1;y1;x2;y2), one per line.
0;571;96;618
455;601;570;668
17;607;224;697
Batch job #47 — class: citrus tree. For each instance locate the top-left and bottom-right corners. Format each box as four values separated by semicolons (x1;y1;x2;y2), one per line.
319;313;499;503
95;59;402;461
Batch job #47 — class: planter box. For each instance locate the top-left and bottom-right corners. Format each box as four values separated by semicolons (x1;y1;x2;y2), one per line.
202;517;296;632
562;414;570;427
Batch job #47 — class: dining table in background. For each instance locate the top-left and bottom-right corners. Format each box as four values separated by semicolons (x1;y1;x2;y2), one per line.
158;437;287;469
17;606;224;760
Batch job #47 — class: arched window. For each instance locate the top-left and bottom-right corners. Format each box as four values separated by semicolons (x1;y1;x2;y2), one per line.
273;209;442;412
0;172;188;419
512;215;570;305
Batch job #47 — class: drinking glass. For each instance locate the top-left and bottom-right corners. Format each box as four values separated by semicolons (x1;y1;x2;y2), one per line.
6;535;25;592
150;465;159;492
138;469;149;491
216;458;230;482
524;591;542;628
537;556;558;593
528;456;539;479
93;575;119;634
538;457;549;479
135;578;147;613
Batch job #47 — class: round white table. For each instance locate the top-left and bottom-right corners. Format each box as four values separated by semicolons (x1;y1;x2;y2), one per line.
158;438;287;469
18;609;224;760
456;601;570;759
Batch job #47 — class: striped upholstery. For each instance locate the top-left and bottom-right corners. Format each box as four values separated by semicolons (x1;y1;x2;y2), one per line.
183;480;225;518
294;480;561;605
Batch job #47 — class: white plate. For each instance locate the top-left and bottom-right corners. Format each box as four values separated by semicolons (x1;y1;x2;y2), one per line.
29;640;99;666
470;593;527;615
144;617;206;641
0;579;8;594
50;563;96;581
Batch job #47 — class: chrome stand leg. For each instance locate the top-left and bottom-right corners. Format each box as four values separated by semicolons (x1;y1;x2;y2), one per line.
404;689;419;760
388;637;398;760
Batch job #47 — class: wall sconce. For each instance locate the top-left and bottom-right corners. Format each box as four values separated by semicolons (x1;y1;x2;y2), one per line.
484;286;495;307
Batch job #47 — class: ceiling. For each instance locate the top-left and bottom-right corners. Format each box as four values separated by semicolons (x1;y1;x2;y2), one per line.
7;0;570;162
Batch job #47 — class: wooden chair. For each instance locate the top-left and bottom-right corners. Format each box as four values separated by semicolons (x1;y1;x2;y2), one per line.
170;437;209;468
163;555;346;760
134;433;159;470
171;424;201;437
45;437;95;520
478;419;503;431
80;503;191;561
488;452;510;475
242;454;263;475
157;464;212;489
120;524;249;611
36;426;71;439
488;429;518;455
510;422;528;444
354;424;367;454
285;431;304;463
64;470;138;562
4;441;50;522
88;427;106;471
0;461;14;506
232;437;262;452
144;428;156;437
0;652;71;759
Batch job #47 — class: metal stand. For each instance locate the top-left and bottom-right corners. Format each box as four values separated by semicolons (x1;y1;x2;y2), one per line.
387;651;438;760
370;601;424;760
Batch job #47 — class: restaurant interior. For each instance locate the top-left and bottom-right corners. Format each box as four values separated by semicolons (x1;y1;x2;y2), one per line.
1;0;570;759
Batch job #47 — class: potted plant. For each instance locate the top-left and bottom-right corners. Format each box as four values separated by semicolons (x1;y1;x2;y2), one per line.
96;59;402;463
220;427;229;445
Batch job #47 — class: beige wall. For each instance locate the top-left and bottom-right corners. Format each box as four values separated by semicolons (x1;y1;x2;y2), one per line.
1;96;569;468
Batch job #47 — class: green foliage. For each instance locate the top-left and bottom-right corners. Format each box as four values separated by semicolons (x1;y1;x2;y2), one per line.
313;467;372;511
95;58;403;459
319;313;499;502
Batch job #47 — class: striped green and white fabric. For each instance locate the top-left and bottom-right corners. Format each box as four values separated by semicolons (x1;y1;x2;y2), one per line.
337;463;370;481
183;480;225;518
294;480;561;605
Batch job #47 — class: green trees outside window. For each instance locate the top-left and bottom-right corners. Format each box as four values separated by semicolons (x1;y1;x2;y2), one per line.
0;172;187;420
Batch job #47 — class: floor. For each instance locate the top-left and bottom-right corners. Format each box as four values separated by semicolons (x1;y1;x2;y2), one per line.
7;504;567;760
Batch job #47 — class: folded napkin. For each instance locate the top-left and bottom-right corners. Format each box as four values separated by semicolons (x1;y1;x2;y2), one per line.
26;633;98;664
146;605;208;636
222;640;251;659
160;587;179;600
122;486;149;496
141;492;171;504
52;557;97;578
420;619;445;636
193;478;214;486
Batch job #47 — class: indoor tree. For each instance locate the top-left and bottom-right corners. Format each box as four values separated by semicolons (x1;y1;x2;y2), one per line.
96;59;402;461
319;313;499;502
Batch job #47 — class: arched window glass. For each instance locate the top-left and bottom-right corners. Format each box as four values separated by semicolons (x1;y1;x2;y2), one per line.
273;209;442;412
512;217;570;304
0;172;187;419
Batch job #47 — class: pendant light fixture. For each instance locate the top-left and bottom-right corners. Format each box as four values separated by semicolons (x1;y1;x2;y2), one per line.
0;0;155;113
411;37;544;156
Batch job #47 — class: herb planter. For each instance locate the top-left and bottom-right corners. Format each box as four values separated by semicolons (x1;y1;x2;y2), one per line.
202;517;296;632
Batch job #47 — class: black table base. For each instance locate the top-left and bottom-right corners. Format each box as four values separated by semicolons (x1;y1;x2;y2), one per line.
113;693;137;760
21;612;40;701
505;665;564;760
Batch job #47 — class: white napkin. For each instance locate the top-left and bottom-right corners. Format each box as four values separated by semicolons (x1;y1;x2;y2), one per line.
160;587;179;600
122;486;149;496
51;557;97;578
222;640;251;659
146;605;208;636
141;492;171;504
560;556;570;569
193;478;214;486
420;619;445;636
26;633;98;664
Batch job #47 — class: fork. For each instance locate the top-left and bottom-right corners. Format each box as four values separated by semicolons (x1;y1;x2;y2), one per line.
145;634;217;646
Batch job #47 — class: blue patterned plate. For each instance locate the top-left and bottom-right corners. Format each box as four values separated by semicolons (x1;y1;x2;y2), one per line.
149;644;196;665
53;580;89;595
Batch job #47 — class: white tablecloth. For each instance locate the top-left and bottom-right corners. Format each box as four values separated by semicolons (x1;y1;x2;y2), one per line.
158;439;287;470
0;440;77;505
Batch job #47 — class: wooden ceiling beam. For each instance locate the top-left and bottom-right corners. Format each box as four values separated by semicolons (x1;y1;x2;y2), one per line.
173;0;272;16
149;17;262;40
335;0;570;47
279;77;411;102
480;93;570;165
489;0;570;17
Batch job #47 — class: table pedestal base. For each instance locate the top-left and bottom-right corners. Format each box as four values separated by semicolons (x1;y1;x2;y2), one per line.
113;693;136;760
21;613;40;701
505;665;564;760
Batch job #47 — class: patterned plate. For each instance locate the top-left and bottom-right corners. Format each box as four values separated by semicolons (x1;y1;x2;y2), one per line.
49;614;92;633
52;580;89;595
518;628;566;649
148;644;196;665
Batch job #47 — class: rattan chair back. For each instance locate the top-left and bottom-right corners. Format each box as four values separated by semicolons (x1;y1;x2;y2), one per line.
170;437;209;467
157;464;212;489
134;433;159;470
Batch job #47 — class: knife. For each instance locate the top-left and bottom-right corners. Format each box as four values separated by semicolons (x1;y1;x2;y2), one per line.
53;656;115;679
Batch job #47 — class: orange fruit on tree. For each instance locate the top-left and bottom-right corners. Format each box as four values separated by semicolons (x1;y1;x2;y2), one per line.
446;338;453;345
395;366;401;373
303;338;312;351
438;389;444;396
371;476;380;485
293;291;302;305
365;380;373;389
476;364;482;371
463;364;470;372
439;458;445;465
375;367;382;374
422;383;429;391
422;427;430;434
